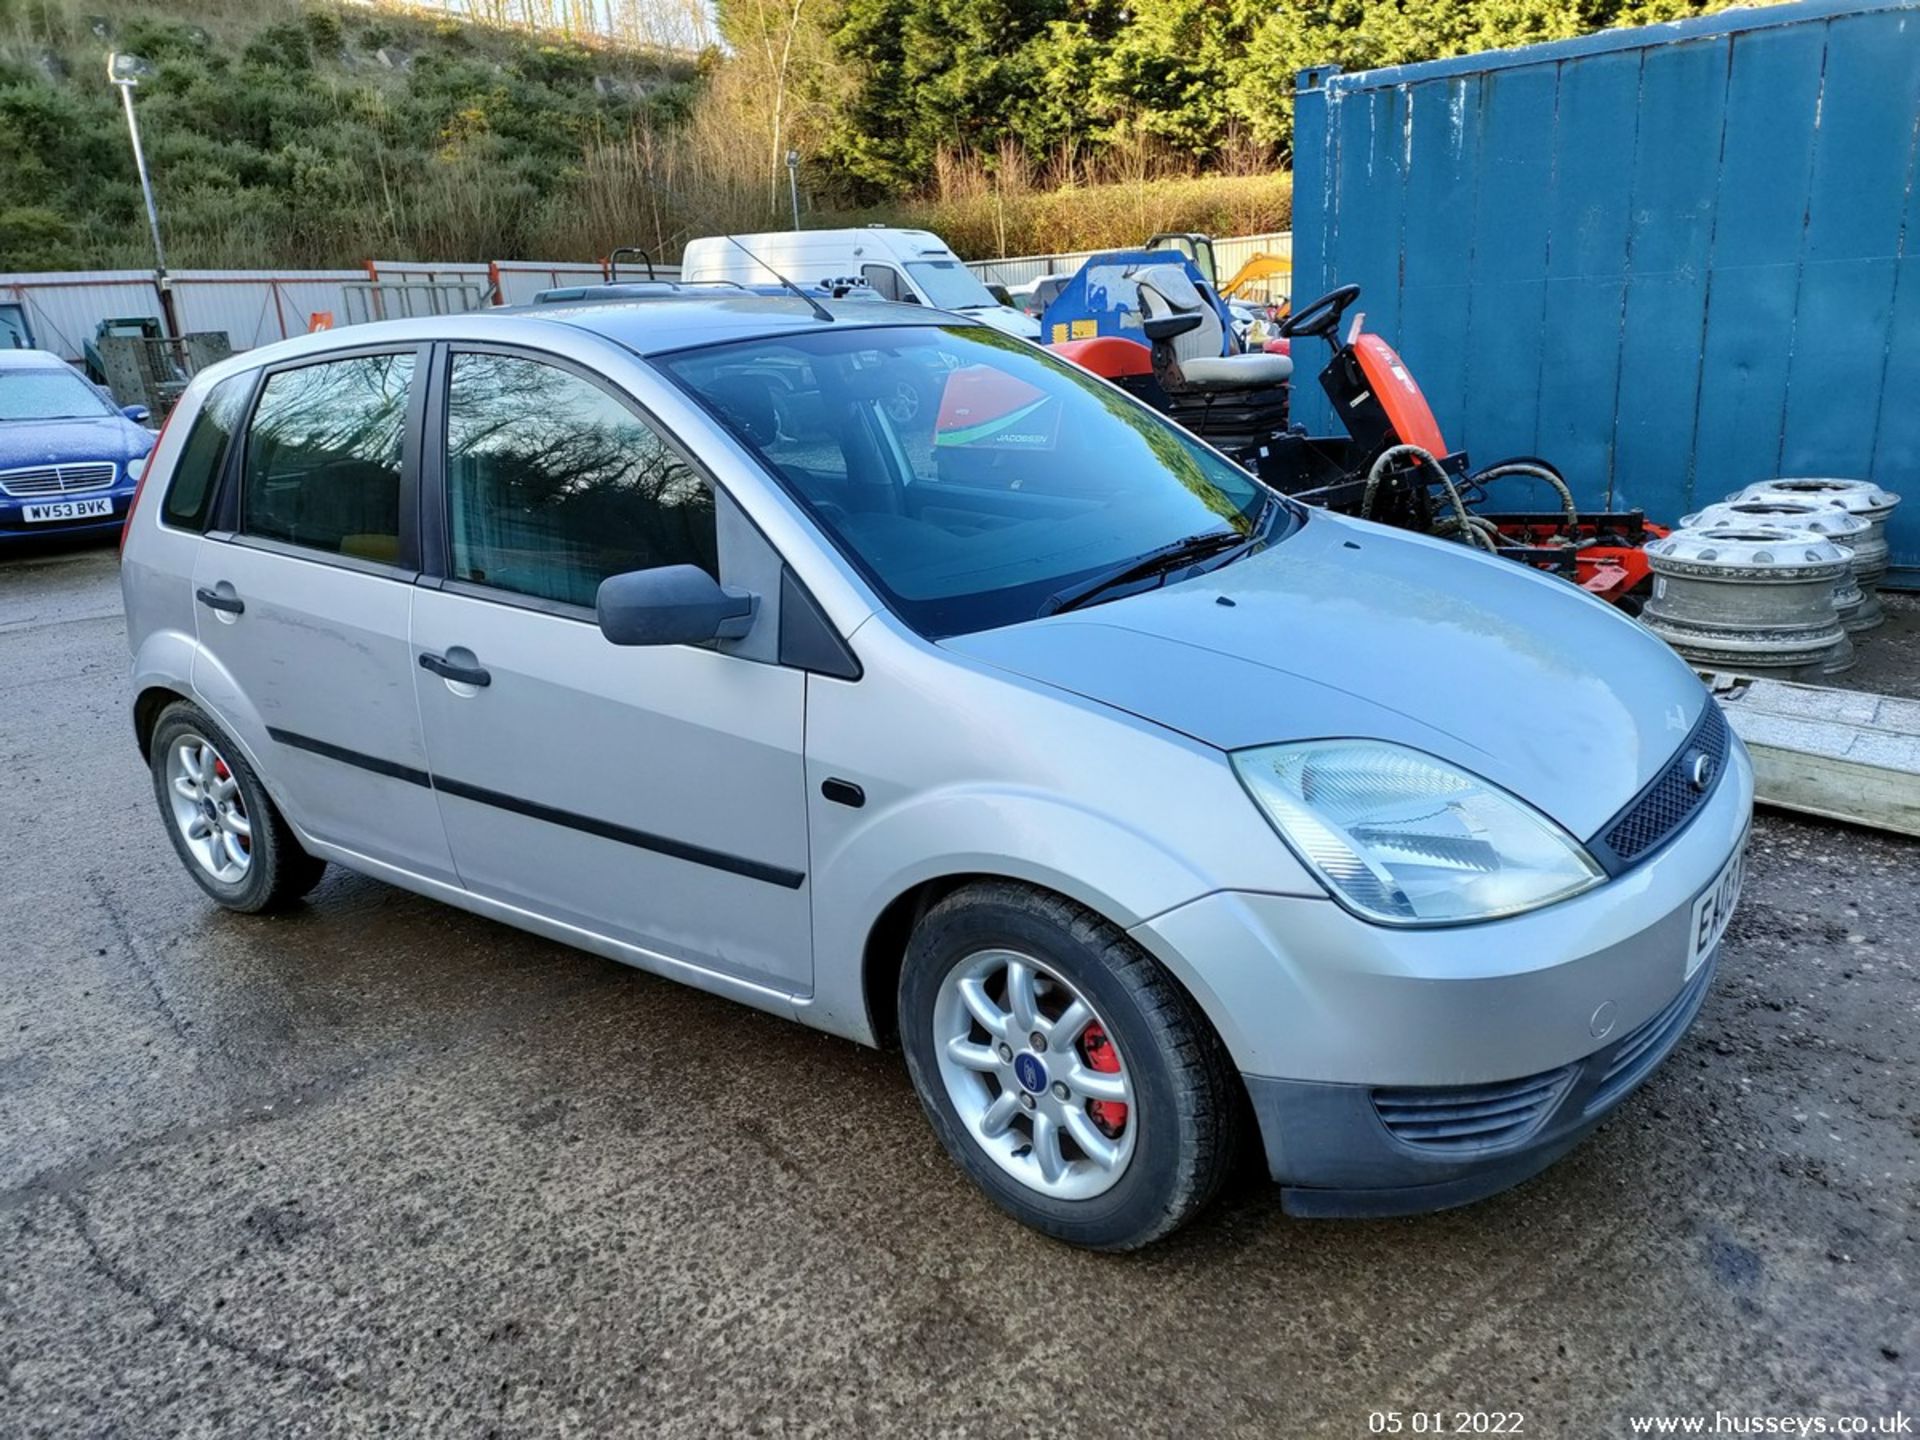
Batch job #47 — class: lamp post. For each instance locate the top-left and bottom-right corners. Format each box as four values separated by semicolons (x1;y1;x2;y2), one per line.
786;149;802;230
108;51;173;330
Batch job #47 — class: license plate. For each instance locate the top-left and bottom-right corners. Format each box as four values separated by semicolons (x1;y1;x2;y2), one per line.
23;497;114;523
1687;833;1747;977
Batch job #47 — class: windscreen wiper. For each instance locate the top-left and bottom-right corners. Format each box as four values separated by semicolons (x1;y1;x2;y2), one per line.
1040;529;1254;617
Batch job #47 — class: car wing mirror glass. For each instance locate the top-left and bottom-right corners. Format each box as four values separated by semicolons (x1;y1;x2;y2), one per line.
596;564;758;647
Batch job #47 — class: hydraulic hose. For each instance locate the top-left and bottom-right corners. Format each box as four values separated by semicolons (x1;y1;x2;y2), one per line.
1363;444;1499;552
1468;460;1579;534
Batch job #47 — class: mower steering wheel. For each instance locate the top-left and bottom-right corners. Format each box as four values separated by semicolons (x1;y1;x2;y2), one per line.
1280;283;1362;341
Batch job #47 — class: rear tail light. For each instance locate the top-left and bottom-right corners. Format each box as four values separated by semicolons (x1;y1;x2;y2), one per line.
120;405;175;558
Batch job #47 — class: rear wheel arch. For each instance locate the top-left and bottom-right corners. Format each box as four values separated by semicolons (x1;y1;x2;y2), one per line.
134;684;191;761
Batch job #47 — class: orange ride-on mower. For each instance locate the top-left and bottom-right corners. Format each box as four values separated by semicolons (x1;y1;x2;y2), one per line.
1054;280;1665;609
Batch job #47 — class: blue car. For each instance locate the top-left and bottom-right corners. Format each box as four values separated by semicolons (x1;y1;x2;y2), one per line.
0;349;157;546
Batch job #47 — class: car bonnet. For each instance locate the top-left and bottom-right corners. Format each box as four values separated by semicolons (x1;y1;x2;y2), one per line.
940;514;1708;840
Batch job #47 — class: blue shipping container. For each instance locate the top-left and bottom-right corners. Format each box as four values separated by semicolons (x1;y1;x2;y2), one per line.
1291;0;1920;584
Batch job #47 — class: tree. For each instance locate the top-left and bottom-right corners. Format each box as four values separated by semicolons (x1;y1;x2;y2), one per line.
1226;0;1744;153
832;0;1066;190
1089;0;1254;160
712;0;850;212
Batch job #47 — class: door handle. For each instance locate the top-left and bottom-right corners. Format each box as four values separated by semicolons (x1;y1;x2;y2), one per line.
195;586;244;615
418;651;491;687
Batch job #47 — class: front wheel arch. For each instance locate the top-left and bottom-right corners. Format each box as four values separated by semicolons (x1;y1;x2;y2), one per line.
861;873;1247;1087
895;878;1249;1247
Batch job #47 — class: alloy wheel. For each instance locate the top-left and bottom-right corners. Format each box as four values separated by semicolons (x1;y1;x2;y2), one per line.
166;735;252;884
884;380;921;424
931;948;1138;1200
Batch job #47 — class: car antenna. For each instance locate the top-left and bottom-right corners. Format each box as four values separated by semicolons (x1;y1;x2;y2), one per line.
726;236;835;322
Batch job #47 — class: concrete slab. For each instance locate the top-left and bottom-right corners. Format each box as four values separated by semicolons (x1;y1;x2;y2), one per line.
1713;676;1920;836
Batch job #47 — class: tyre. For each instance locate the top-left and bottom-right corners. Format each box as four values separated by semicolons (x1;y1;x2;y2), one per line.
149;702;326;914
898;881;1240;1250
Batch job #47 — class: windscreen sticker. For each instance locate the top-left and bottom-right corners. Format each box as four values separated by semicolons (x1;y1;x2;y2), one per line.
934;367;1062;450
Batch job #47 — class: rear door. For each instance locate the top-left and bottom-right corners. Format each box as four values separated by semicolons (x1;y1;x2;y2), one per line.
190;345;456;882
409;346;812;993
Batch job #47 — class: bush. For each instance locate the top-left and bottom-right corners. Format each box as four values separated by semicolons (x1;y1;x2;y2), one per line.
241;20;312;71
302;7;343;55
516;42;596;88
0;205;78;270
117;17;210;61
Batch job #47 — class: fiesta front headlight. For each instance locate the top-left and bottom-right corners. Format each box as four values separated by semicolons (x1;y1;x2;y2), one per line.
1231;740;1605;926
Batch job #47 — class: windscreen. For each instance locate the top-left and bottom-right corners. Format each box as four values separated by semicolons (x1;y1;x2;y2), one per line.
661;324;1273;637
904;260;999;311
0;369;116;422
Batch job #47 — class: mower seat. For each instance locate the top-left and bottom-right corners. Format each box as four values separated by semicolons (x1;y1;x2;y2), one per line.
1134;266;1293;393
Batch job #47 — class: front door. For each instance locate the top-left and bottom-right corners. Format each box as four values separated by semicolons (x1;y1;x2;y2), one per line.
190;346;456;882
410;348;812;993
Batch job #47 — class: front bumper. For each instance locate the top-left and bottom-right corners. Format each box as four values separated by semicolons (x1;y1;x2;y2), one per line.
0;488;135;542
1128;728;1753;1216
1250;950;1717;1217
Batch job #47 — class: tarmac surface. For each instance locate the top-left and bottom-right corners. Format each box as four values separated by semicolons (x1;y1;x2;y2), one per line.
2;543;1915;1438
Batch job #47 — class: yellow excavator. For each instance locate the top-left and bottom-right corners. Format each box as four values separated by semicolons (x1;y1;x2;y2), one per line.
1218;251;1293;307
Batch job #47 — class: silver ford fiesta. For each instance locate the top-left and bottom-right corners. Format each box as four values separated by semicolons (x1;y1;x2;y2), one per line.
119;296;1752;1249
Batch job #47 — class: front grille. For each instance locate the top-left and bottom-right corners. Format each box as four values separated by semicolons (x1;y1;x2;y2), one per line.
1372;1065;1577;1154
1584;956;1716;1115
1596;702;1730;869
0;462;117;498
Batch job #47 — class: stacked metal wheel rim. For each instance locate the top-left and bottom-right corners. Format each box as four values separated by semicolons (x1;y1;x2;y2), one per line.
1729;478;1900;630
1641;527;1853;679
1680;499;1872;635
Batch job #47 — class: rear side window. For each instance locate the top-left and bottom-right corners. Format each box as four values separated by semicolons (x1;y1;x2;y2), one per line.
161;373;251;532
241;352;414;563
444;352;716;608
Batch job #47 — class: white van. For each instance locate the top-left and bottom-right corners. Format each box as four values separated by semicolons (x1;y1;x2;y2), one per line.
681;228;1040;340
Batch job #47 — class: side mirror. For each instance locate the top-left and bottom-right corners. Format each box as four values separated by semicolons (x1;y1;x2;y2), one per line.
1143;313;1204;343
121;404;151;424
595;564;757;647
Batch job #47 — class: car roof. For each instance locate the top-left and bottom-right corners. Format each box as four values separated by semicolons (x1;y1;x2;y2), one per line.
0;349;77;371
525;294;953;352
208;294;972;375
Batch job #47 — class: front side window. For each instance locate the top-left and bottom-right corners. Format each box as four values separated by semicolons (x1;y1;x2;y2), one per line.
861;265;912;304
163;372;252;531
662;324;1275;638
242;352;413;562
444;352;716;609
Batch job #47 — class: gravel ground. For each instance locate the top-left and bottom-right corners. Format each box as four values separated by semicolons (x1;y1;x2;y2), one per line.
1;544;1914;1439
1847;589;1920;700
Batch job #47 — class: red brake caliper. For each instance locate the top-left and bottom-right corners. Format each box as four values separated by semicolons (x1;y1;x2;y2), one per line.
1081;1023;1127;1137
214;759;246;850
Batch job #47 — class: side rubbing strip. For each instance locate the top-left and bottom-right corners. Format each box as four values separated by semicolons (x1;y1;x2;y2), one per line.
433;776;806;889
268;727;432;787
264;726;805;889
